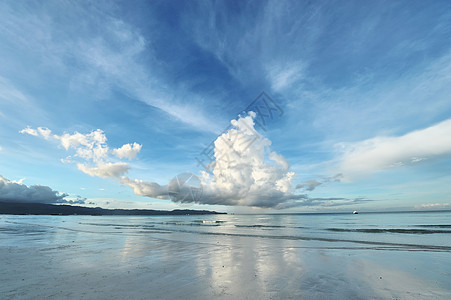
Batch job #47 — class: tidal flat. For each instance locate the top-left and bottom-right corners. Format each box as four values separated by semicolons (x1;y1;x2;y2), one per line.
1;213;450;299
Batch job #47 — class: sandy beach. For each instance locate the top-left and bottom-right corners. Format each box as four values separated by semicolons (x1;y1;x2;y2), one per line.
2;214;451;299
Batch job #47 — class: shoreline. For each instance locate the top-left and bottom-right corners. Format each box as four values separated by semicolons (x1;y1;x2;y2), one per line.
0;201;226;216
1;214;450;299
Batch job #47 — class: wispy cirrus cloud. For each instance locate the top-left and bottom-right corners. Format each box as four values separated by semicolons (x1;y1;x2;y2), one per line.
0;76;29;104
266;61;306;92
0;76;48;129
0;1;221;133
186;1;321;92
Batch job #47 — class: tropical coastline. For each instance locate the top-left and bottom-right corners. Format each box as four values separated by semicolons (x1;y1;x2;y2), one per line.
0;201;225;216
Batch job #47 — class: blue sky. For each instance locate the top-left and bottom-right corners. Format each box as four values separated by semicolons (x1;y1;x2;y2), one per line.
1;0;451;213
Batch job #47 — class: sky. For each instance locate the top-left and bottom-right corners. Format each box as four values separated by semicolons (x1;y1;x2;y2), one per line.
1;0;451;213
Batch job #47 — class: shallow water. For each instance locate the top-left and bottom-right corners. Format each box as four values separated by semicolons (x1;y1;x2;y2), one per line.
4;211;450;250
1;211;450;299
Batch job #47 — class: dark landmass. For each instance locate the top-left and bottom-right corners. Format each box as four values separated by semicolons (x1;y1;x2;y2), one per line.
0;201;226;216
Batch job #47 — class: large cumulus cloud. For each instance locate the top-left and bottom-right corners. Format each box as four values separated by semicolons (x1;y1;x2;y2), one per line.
119;112;307;208
22;113;344;208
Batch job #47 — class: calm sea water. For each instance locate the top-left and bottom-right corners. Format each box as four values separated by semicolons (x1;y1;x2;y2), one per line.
1;211;450;251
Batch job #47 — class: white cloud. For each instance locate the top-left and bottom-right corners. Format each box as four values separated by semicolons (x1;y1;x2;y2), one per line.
415;203;450;210
0;175;67;203
296;179;322;192
113;142;142;160
22;127;119;163
336;119;451;182
56;129;108;162
0;76;29;104
118;112;307;208
411;157;426;163
0;76;48;129
120;177;168;199
20;126;53;140
0;2;219;133
295;174;342;191
19;126;38;136
37;127;53;139
78;162;129;178
21;126;139;178
82;198;158;210
11;178;26;184
199;112;299;207
60;156;74;164
266;61;305;92
23;115;360;209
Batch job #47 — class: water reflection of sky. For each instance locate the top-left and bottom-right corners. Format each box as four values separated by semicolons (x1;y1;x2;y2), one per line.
1;214;450;298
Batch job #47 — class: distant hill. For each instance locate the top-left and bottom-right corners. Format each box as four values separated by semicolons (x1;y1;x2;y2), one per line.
0;201;226;216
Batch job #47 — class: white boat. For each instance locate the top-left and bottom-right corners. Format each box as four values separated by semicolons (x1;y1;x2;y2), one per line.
353;210;358;214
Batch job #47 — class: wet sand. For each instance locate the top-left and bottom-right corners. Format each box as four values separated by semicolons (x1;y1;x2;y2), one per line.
1;217;450;299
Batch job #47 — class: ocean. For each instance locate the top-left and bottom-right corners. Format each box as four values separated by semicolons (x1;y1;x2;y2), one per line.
1;211;450;299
